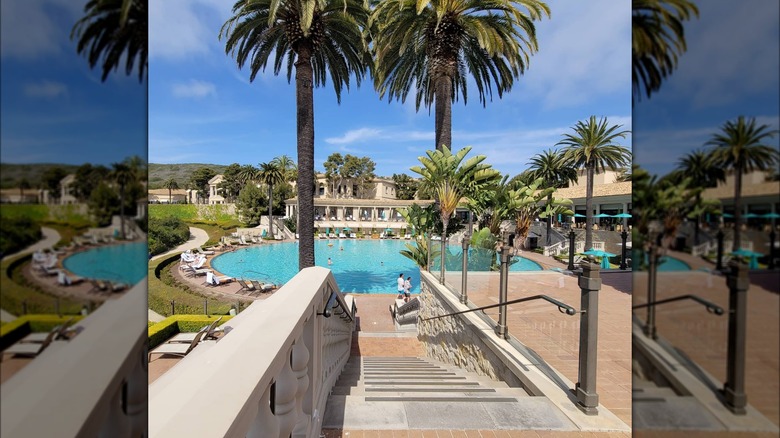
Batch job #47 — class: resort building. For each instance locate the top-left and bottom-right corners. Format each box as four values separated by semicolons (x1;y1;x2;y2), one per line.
207;174;227;205
701;170;779;225
0;188;42;204
555;181;632;230
59;174;79;205
147;188;188;204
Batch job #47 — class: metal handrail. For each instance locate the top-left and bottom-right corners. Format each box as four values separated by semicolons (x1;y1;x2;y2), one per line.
632;294;724;315
318;286;356;322
421;294;577;322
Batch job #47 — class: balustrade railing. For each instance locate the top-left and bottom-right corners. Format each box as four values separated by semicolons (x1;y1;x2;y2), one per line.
149;267;355;438
1;280;148;437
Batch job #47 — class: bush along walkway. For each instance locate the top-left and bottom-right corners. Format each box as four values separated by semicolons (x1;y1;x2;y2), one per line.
151;227;209;261
1;227;61;263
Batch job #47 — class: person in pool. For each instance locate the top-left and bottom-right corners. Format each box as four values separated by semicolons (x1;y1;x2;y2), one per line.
328;257;333;265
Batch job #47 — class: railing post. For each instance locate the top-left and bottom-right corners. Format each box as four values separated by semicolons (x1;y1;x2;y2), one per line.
723;260;749;414
716;230;725;271
495;234;510;339
171;300;175;315
575;259;601;415
769;230;776;270
567;230;576;271
204;299;209;316
55;298;61;317
620;230;628;270
22;300;28;315
645;245;659;339
461;236;469;304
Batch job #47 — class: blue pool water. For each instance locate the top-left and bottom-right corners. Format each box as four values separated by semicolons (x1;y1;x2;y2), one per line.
63;241;148;285
657;256;692;271
211;240;543;294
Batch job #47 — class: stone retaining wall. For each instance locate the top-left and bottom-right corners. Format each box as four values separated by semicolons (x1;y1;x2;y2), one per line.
416;273;523;387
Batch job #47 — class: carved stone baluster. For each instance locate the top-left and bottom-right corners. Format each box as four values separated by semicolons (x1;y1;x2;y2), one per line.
275;348;299;437
247;383;280;438
292;338;311;436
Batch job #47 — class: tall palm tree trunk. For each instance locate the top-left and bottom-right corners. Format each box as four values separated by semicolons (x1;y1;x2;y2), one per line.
120;185;126;240
267;183;274;239
733;167;742;251
585;164;594;250
296;46;315;269
546;193;553;246
168;188;172;203
434;74;452;151
694;193;700;246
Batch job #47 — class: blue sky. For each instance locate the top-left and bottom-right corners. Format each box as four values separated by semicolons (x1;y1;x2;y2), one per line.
0;0;147;166
149;0;632;178
633;0;780;176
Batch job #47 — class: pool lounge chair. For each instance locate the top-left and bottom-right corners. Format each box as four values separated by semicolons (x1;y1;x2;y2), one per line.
328;232;337;239
21;318;75;343
350;233;357;238
236;278;257;294
167;316;223;343
318;233;327;239
338;232;347;239
205;271;233;287
87;278;109;294
404;233;412;240
238;235;251;246
249;280;275;294
2;328;59;361
196;246;215;255
148;328;207;362
58;271;84;286
108;281;128;292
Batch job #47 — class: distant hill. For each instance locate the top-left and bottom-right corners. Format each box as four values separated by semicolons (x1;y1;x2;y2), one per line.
148;163;229;189
0;163;81;189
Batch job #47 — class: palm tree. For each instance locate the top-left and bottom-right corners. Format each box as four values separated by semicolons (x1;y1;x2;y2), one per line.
163;178;180;204
632;0;698;101
557;116;631;250
258;162;286;239
371;0;550;151
19;178;31;203
672;150;725;245
71;0;148;82
112;162;135;239
411;146;501;281
527;149;578;245
221;0;369;269
705;116;779;250
272;155;298;182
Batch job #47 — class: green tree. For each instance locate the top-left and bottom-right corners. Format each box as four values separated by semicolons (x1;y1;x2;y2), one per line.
632;0;698;101
343;155;376;198
323;153;345;198
89;181;120;226
189;167;217;204
73;164;110;201
236;183;266;227
526;149;578;245
162;177;180;203
392;173;419;200
71;0;148;82
112;162;135;239
371;0;550;151
259;162;286;238
41;167;67;203
221;0;370;270
411;146;501;281
671;149;725;245
272;155;298;182
705;116;779;250
557;116;631;250
218;163;244;203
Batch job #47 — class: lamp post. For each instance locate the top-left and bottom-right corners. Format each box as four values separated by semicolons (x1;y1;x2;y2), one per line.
620;230;628;270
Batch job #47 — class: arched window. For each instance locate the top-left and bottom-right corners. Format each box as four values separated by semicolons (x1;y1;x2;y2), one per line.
319;184;325;196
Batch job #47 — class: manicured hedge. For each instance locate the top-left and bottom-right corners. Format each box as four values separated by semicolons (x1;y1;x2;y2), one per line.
0;314;85;351
147;314;234;349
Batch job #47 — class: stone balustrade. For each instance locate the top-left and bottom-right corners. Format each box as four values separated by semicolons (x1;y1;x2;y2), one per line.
1;280;148;438
149;267;355;438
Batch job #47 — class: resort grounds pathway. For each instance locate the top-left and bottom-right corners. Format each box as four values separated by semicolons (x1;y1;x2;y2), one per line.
1;226;61;263
150;226;209;261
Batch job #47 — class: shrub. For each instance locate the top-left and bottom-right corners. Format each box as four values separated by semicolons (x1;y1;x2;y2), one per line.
0;315;84;351
148;216;191;255
0;216;41;257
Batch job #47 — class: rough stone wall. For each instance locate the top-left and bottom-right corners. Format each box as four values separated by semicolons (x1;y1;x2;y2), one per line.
416;276;523;387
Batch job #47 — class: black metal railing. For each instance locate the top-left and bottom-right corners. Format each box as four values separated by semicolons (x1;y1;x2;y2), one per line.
632;294;724;315
421;294;577;322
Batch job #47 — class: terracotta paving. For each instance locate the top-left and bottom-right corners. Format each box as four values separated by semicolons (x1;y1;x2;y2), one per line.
322;430;631;437
633;263;779;428
449;270;633;427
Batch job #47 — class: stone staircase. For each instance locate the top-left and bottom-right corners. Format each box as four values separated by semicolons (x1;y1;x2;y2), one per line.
322;356;575;430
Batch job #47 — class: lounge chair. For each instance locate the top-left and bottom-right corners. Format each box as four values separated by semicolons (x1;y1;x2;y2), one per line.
196;246;215;255
248;280;275;294
2;328;59;361
87;278;109;294
108;281;128;292
295;233;300;239
21;318;75;343
338;232;347;239
328;233;337;239
236;278;257;294
58;271;84;286
148;328;207;362
205;271;233;287
404;233;412;240
350;233;357;238
167;316;224;343
40;266;61;277
238;235;251;246
318;233;327;239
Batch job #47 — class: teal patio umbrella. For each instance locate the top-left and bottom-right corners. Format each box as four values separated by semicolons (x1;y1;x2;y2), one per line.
582;248;616;270
613;213;632;218
732;249;762;269
573;213;586;218
594;213;613;218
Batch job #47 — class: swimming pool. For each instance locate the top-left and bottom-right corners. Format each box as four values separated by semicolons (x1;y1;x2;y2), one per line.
63;241;148;285
211;240;543;294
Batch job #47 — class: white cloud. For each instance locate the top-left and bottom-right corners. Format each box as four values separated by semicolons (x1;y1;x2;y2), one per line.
23;81;68;98
325;128;382;144
149;0;226;60
513;0;631;109
172;80;217;98
1;1;61;59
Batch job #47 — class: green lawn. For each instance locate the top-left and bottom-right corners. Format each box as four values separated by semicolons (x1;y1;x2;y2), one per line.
148;253;246;317
149;204;242;247
1;255;87;316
